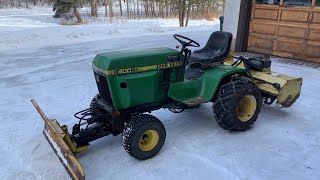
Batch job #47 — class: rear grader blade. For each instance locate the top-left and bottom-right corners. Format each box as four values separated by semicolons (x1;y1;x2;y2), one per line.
31;99;85;180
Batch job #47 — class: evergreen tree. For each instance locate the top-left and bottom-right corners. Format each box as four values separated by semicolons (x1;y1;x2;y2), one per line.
53;0;83;23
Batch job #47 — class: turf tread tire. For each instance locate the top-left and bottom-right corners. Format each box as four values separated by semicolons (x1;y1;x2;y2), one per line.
122;114;166;160
90;94;107;115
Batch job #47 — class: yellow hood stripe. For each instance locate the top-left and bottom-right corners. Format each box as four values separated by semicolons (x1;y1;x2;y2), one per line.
106;61;183;75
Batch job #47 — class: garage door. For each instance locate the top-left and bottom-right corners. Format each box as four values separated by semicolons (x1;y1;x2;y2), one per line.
248;0;320;63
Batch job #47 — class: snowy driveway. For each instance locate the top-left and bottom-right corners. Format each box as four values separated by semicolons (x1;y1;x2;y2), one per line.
1;10;320;180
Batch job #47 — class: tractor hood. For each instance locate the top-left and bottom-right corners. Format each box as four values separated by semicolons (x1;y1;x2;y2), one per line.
92;48;181;75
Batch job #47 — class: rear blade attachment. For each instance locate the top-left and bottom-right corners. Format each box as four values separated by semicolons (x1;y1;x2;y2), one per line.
31;99;85;180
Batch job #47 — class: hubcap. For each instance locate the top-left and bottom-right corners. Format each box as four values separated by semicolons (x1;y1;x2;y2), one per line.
237;95;257;122
139;130;159;151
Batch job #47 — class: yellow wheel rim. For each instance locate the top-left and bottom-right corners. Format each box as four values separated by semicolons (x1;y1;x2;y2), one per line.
139;130;159;152
237;95;257;122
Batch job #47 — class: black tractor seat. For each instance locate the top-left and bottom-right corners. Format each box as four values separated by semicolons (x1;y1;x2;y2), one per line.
189;31;233;66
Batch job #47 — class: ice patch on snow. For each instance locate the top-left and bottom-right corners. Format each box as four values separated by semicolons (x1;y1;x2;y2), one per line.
147;26;166;33
107;29;121;35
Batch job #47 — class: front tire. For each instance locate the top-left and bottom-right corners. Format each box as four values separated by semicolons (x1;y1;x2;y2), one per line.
213;77;262;131
90;94;106;114
122;114;166;160
90;94;100;109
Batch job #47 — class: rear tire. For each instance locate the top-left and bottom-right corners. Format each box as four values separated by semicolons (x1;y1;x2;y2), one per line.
122;114;166;160
213;77;262;131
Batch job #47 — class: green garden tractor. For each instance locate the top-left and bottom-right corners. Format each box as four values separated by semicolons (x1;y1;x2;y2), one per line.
31;31;302;180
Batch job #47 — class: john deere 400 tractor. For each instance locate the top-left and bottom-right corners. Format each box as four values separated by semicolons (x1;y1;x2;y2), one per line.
31;31;302;180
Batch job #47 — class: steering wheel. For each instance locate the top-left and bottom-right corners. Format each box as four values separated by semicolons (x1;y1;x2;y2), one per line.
173;34;200;48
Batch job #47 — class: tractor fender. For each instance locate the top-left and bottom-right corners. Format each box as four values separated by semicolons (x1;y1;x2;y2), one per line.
198;65;247;102
168;65;247;105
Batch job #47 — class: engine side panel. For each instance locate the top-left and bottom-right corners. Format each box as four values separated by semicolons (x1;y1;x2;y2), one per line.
92;48;185;110
108;70;165;110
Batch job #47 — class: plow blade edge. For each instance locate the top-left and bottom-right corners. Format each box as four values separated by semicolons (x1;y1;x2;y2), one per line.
31;99;85;180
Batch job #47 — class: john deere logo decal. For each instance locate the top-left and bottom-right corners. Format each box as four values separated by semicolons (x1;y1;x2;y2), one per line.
106;61;183;75
167;55;180;62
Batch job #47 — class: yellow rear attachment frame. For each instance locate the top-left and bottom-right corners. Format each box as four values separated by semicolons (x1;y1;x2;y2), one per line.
225;57;303;108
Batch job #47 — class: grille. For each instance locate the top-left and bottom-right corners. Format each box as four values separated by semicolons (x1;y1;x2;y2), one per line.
94;72;113;105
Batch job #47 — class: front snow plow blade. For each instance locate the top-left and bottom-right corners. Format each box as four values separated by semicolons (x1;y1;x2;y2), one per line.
31;99;85;180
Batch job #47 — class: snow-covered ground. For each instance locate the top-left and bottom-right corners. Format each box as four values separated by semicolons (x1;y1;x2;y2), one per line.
1;7;320;180
0;7;218;51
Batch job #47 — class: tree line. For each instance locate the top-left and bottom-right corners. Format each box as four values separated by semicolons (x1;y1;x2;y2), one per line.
0;0;54;8
0;0;224;27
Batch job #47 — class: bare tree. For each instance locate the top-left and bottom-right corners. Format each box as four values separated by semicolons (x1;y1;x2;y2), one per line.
18;0;22;8
179;0;186;27
133;0;136;19
185;0;191;27
104;0;108;17
74;6;83;23
109;0;114;18
119;0;123;16
126;0;129;18
165;0;168;18
151;0;155;17
145;0;149;17
91;0;98;17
